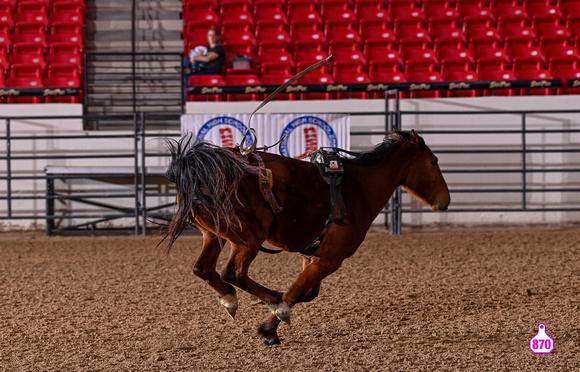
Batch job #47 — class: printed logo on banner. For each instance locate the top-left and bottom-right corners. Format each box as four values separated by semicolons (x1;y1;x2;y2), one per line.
279;116;338;158
195;116;254;147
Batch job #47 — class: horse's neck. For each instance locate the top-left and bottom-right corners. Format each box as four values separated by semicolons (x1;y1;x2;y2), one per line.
346;144;411;224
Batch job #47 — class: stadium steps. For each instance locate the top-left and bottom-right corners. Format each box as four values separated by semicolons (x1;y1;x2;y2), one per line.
84;0;183;130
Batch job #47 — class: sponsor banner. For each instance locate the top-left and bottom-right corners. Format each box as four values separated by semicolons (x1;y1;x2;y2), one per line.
181;113;350;158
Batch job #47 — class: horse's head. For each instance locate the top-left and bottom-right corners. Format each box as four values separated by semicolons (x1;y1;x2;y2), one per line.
400;130;450;211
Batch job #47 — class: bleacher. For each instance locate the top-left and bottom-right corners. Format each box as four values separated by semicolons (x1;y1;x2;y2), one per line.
0;0;85;103
182;0;580;101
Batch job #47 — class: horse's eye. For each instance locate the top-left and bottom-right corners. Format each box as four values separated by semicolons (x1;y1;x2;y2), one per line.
431;159;438;166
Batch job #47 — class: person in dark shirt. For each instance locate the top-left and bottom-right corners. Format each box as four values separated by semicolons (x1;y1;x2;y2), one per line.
183;27;226;98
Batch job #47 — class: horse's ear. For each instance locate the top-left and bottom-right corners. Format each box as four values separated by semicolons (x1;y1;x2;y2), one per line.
410;130;420;143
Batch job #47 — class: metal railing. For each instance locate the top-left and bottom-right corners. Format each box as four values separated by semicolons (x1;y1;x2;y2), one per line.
1;105;578;235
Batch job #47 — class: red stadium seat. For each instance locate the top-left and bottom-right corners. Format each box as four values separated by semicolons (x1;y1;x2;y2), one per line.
404;49;439;75
552;68;580;94
334;71;371;99
368;49;403;74
184;9;218;25
545;45;580;71
6;63;44;103
48;21;84;49
503;26;536;49
9;42;45;69
510;46;546;71
14;1;48;26
461;6;495;38
295;50;329;74
182;0;216;15
298;72;334;100
287;0;318;14
289;11;322;38
291;30;326;54
407;70;444;98
467;27;501;51
253;0;284;16
370;70;407;98
516;69;554;95
46;42;82;76
0;43;7;69
44;75;81;103
219;0;252;14
357;8;390;39
220;11;254;33
354;0;384;16
495;6;529;32
224;73;262;101
393;7;425;34
443;69;479;97
476;49;510;72
426;6;460;33
398;28;432;58
320;0;351;18
479;69;517;96
327;29;361;55
432;27;467;51
439;48;474;72
0;3;12;27
538;26;571;51
255;10;288;39
388;0;417;14
187;74;224;102
331;50;367;76
261;73;296;100
474;46;510;67
12;21;47;46
529;5;563;30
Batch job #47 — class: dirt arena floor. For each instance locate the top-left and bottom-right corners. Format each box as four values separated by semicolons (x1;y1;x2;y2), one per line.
1;227;579;371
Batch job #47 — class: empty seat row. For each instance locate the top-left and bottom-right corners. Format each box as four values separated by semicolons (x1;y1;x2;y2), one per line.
0;62;81;103
186;66;580;102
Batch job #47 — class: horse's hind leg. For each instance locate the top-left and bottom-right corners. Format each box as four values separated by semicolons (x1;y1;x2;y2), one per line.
221;243;288;323
193;230;238;319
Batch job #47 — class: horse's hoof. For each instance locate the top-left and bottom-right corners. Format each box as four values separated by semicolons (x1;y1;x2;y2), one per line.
262;337;281;346
273;301;291;325
217;294;238;320
250;296;264;306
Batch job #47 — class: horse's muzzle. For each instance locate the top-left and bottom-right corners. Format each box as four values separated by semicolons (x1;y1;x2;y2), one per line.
431;196;450;211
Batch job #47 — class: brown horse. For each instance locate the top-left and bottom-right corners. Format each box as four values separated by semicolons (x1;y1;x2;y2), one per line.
160;130;450;345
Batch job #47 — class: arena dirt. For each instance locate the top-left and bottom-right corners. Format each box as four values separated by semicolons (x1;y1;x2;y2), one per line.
0;228;579;371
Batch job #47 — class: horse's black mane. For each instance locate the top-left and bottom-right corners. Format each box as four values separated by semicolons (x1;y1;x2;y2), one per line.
160;135;259;254
342;131;423;166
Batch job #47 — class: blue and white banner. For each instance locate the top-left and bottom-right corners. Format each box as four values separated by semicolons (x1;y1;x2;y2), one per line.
181;113;350;158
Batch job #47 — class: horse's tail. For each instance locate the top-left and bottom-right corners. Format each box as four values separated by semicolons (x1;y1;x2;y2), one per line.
159;135;259;255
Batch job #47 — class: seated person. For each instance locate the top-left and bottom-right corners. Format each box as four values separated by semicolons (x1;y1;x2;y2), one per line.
183;27;226;95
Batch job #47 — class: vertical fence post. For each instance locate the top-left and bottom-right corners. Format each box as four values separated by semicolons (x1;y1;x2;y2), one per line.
133;113;140;235
131;0;137;113
140;112;147;235
522;112;527;210
6;119;11;218
384;89;403;235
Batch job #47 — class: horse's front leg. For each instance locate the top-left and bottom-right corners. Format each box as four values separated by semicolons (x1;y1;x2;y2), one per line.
258;256;345;345
192;230;238;319
220;243;288;323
